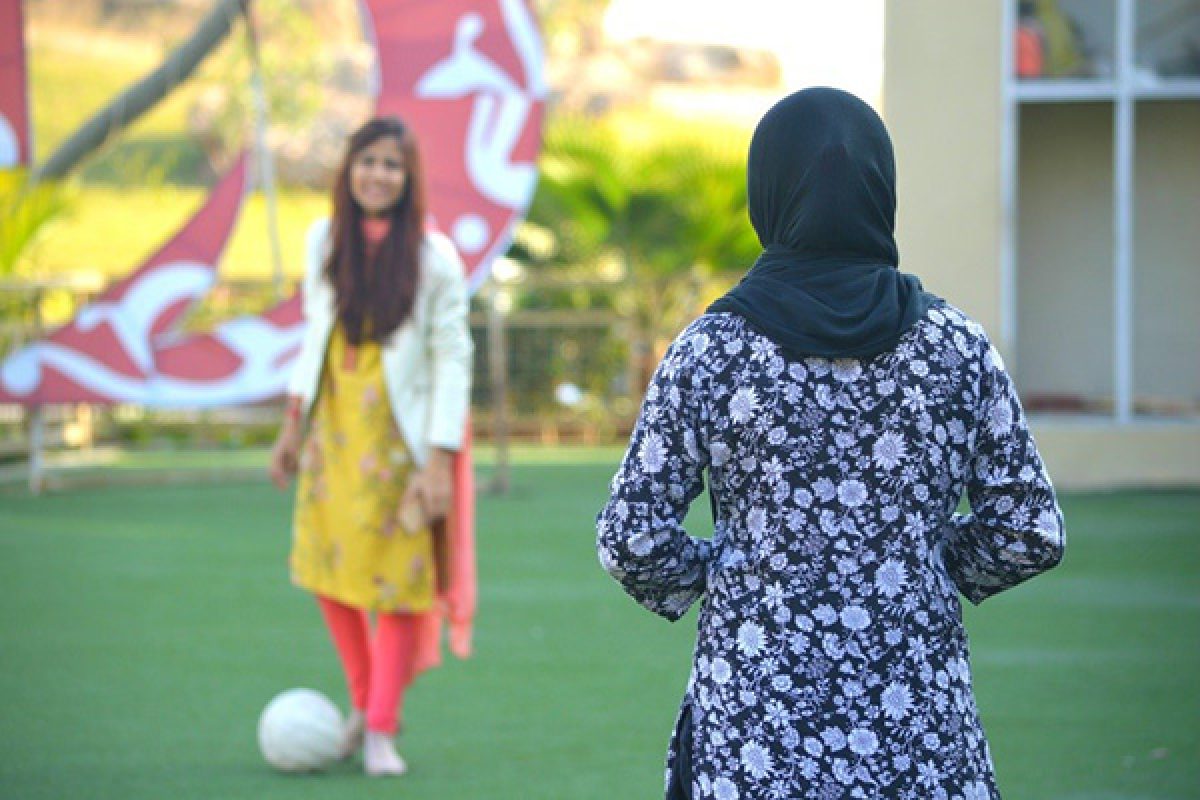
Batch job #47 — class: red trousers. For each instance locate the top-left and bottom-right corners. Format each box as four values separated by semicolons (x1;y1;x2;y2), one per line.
316;595;420;735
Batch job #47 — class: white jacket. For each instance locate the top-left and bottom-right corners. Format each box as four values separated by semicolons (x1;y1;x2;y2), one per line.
286;219;473;465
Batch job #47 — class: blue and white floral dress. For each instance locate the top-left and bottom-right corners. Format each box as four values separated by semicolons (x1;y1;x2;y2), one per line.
597;303;1064;800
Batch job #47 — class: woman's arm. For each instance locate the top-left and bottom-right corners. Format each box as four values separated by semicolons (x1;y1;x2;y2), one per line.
942;341;1065;604
405;235;472;519
284;219;332;403
424;235;473;453
596;329;714;621
268;396;304;489
270;220;329;489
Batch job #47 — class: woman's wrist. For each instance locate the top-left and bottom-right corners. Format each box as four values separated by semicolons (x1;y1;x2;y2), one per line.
278;397;304;437
284;396;303;424
428;447;455;468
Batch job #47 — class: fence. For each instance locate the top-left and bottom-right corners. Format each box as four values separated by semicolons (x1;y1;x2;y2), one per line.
0;274;656;491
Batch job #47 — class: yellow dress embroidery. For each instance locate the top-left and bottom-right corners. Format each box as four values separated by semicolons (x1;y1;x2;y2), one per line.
291;325;435;612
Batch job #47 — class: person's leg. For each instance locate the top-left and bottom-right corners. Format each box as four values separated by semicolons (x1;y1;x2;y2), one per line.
316;595;372;712
364;611;421;776
365;610;421;732
316;595;370;757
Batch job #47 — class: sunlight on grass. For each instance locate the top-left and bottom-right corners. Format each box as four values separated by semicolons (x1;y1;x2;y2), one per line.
26;186;327;282
28;27;190;156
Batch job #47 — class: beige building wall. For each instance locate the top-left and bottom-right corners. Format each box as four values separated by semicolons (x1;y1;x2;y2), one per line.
1016;103;1114;405
1134;101;1200;406
1031;424;1200;491
882;0;1200;489
882;0;1005;341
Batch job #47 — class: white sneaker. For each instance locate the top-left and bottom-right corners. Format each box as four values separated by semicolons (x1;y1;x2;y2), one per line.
363;731;408;777
338;709;365;760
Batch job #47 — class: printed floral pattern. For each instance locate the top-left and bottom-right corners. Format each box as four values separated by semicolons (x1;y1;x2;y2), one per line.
292;325;435;612
597;305;1064;799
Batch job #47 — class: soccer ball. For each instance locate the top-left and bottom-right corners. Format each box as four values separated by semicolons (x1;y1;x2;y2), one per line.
257;688;344;772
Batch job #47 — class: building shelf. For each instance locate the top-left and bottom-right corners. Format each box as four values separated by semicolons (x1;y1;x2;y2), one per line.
1014;78;1200;102
1015;80;1118;102
1133;78;1200;99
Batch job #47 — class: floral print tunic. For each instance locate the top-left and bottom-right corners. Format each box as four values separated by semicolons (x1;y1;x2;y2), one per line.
597;304;1064;800
292;324;435;613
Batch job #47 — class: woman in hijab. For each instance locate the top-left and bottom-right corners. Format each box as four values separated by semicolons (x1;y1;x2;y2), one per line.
597;88;1064;799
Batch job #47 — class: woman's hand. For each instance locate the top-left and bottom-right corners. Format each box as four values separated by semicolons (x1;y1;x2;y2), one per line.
269;421;302;490
402;448;455;523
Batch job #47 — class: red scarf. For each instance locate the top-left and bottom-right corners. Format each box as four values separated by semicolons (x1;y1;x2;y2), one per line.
361;216;391;251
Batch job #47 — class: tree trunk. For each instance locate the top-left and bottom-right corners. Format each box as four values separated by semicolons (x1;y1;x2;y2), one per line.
33;0;245;182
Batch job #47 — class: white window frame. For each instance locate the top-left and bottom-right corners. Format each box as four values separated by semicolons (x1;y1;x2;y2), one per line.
1000;0;1200;424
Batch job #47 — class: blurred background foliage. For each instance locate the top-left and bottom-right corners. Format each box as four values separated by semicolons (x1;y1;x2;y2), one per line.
8;0;764;433
20;0;758;283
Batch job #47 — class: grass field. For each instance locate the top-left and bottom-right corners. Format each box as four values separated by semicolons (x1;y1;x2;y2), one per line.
28;186;329;284
0;453;1197;799
22;22;329;284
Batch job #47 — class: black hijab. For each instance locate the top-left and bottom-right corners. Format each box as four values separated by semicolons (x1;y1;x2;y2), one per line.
708;87;934;360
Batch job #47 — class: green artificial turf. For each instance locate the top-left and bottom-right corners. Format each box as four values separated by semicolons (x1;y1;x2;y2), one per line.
0;457;1196;799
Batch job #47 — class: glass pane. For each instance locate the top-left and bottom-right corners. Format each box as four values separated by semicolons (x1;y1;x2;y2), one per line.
1015;0;1118;80
1136;0;1200;81
1133;101;1200;417
1016;103;1115;414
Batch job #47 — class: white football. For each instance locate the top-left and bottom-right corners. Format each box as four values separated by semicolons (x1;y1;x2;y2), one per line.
257;688;344;772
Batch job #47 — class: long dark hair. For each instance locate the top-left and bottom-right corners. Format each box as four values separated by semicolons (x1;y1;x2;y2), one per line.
326;116;426;345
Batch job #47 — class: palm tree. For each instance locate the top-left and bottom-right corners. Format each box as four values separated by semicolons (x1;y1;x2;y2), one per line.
0;171;71;279
520;117;759;390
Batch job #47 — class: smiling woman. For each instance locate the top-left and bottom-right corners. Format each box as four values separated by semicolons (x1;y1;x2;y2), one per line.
323;118;427;347
267;115;474;779
350;136;407;218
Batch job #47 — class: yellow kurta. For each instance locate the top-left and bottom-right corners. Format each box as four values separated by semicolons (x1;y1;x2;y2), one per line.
291;324;435;612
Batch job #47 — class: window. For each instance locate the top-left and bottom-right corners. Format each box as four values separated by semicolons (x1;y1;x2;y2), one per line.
1006;0;1200;420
